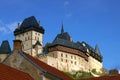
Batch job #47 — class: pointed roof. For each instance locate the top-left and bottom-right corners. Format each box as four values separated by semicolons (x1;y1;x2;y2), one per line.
61;24;64;34
0;40;11;54
53;25;72;42
48;25;87;53
14;16;44;36
20;16;39;29
95;44;101;56
33;41;42;48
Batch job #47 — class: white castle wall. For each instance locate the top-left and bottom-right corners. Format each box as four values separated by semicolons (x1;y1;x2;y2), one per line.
15;30;43;56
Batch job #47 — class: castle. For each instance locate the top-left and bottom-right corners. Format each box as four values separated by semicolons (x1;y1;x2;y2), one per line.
1;16;103;73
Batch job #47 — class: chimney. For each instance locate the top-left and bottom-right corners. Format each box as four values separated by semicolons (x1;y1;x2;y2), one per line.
13;40;22;51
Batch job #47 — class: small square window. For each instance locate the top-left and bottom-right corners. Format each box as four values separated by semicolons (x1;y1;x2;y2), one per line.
75;61;77;65
71;56;73;59
74;56;76;59
66;59;67;62
61;53;63;57
66;54;67;58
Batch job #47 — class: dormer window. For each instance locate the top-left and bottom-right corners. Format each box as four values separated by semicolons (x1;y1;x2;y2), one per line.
82;43;86;47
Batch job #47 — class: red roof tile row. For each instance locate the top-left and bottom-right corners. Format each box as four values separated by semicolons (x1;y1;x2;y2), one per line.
81;75;120;80
0;63;34;80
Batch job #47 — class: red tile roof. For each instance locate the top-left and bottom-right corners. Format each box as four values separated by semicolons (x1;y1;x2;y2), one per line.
81;75;120;80
23;52;73;80
0;63;34;80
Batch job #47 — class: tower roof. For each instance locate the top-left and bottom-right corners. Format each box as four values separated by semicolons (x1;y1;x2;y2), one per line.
54;24;72;42
0;40;11;54
95;44;102;56
61;24;64;34
49;25;87;53
20;16;39;29
14;16;44;36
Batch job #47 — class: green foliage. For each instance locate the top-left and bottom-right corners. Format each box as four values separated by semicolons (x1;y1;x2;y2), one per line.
100;68;109;76
77;71;93;79
64;72;76;79
92;69;97;74
64;71;94;80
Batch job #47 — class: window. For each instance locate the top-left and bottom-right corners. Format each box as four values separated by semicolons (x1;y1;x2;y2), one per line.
25;37;27;41
61;53;63;57
74;56;76;59
26;32;28;35
66;59;67;62
75;61;77;65
35;33;37;35
71;56;73;59
66;54;67;58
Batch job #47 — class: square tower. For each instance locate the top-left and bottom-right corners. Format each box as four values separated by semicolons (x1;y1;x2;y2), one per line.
14;16;44;57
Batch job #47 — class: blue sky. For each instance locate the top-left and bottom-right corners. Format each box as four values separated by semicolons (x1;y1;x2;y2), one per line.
0;0;120;70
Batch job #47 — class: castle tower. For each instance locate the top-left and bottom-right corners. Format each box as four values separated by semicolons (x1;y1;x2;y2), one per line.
14;16;45;57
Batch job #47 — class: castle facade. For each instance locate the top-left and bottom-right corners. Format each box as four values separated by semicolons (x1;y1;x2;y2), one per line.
13;16;103;73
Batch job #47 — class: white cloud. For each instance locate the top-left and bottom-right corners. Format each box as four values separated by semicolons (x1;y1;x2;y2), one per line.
0;27;7;33
7;22;18;32
0;21;18;34
64;1;70;6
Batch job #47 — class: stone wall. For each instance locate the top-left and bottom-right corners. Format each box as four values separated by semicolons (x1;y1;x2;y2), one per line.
15;30;43;56
0;54;8;62
88;56;102;72
47;45;102;73
47;50;89;72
